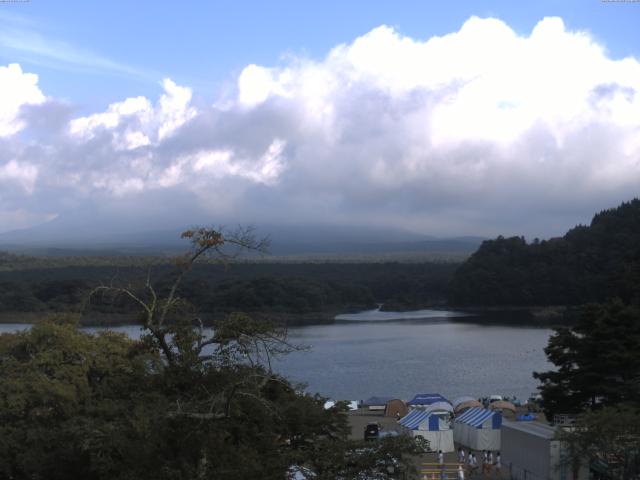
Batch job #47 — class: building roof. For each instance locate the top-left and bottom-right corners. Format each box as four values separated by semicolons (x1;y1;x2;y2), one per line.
501;419;557;439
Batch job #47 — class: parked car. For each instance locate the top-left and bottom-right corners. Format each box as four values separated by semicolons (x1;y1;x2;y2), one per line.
364;422;380;441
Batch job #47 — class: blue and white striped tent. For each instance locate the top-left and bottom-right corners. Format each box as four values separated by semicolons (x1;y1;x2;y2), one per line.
398;410;454;452
454;408;501;450
399;409;439;430
456;407;502;428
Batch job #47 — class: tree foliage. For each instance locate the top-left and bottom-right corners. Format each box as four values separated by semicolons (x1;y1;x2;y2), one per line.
450;199;640;306
534;301;640;418
0;227;420;479
0;263;458;323
559;407;640;480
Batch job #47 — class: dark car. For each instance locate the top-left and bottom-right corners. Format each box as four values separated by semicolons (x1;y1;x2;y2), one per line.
364;422;380;441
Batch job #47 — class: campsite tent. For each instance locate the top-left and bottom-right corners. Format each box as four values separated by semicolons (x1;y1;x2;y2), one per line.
398;410;454;452
454;399;483;413
423;401;454;415
451;396;476;410
384;399;408;418
407;393;450;407
453;407;501;450
488;400;517;413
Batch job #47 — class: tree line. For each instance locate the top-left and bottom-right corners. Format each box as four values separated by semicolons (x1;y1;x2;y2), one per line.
0;261;458;322
450;199;640;306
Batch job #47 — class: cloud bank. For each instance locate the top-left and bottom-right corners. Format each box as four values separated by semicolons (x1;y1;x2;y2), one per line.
1;16;639;237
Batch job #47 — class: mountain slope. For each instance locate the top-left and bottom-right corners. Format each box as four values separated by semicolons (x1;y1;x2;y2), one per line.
450;199;640;306
0;217;483;257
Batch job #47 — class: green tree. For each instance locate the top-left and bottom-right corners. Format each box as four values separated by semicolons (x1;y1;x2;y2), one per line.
558;407;640;480
0;227;420;479
534;301;640;418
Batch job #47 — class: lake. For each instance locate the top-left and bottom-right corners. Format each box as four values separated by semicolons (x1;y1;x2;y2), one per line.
0;309;553;403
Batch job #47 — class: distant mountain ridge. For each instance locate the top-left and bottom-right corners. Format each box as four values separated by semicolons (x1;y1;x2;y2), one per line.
0;218;484;257
450;199;640;306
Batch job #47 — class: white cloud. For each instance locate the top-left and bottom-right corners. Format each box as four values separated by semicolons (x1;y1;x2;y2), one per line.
68;78;195;150
2;16;640;237
0;63;45;136
0;159;38;193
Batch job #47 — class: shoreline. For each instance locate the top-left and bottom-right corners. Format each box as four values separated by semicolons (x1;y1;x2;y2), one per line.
0;304;575;328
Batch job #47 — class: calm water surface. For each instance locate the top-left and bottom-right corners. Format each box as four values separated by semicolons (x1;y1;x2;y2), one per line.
276;310;553;402
0;309;553;402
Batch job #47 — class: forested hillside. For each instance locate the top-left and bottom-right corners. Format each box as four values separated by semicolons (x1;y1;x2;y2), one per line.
0;260;458;323
450;199;640;306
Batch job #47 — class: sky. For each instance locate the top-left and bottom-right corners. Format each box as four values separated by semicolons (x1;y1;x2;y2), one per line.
0;0;639;239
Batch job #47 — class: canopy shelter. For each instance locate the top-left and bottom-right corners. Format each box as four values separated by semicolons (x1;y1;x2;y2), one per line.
453;407;501;451
454;399;483;413
398;410;454;452
363;396;393;410
488;400;517;413
384;399;408;418
407;393;450;407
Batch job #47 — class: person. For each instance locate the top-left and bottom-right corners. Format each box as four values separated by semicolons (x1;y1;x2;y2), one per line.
437;450;444;480
495;451;501;477
458;447;465;464
485;451;493;475
458;464;465;480
470;454;479;476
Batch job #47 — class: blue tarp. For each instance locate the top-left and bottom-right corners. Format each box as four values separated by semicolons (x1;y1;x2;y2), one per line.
398;410;439;430
455;407;501;429
407;393;449;406
516;413;536;421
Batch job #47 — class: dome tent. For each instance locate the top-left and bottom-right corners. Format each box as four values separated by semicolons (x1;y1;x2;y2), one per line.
488;400;517;413
455;399;483;413
451;396;477;410
423;401;454;414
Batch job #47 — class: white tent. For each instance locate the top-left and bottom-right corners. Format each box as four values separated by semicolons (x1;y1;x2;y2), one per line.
423;401;454;415
398;410;454;453
453;407;501;451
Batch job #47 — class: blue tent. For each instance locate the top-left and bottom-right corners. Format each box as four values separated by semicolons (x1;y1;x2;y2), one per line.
407;393;450;406
363;396;393;410
454;407;501;450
